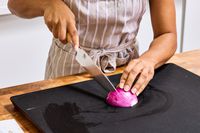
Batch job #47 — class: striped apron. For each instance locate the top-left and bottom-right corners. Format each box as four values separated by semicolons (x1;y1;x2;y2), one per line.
45;0;146;79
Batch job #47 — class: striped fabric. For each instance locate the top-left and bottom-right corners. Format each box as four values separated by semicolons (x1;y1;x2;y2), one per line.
45;0;146;79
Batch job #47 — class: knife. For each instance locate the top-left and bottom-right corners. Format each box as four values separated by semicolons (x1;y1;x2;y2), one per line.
75;48;116;92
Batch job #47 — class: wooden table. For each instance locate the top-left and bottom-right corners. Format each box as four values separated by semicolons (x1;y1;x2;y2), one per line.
0;49;200;132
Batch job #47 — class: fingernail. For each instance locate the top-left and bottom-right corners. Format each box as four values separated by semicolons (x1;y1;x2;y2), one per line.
136;92;139;96
119;83;124;88
124;85;130;91
74;45;79;51
131;88;137;94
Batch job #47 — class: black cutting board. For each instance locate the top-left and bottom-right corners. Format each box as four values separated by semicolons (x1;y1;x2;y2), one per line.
11;63;200;133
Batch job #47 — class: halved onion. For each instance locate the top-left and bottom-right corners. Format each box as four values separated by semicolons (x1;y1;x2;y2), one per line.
106;87;138;107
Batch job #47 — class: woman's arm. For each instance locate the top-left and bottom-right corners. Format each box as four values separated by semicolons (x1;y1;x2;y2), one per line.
8;0;49;18
8;0;79;49
142;0;177;68
119;0;177;95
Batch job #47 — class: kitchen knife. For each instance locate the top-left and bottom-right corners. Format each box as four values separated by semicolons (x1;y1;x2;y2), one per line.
75;48;116;92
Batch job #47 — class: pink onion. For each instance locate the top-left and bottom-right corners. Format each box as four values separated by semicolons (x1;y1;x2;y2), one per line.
106;87;138;107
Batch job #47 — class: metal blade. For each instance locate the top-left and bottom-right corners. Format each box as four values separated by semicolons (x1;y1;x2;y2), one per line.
75;48;116;91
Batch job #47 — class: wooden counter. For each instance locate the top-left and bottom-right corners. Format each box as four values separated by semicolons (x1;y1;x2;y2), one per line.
0;49;200;132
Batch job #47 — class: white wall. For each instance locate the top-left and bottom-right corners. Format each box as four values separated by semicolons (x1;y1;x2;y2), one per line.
137;0;183;54
0;0;10;15
0;15;52;88
182;0;200;51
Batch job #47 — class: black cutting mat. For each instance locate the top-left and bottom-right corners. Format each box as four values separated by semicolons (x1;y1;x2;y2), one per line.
11;63;200;133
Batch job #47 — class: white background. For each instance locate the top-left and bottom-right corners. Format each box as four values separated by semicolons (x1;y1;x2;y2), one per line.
182;0;200;51
0;0;10;15
0;16;52;88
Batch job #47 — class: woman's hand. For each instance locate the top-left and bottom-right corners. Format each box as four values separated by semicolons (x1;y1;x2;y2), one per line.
43;0;79;49
118;0;177;96
119;57;156;96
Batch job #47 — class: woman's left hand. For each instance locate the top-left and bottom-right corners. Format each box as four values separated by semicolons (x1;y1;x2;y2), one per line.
119;57;156;96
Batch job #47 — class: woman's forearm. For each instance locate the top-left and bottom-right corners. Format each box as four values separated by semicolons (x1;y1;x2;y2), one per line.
8;0;58;18
140;32;177;69
143;0;177;69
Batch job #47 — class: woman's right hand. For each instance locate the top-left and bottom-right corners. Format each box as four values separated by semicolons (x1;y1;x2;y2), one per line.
43;0;79;50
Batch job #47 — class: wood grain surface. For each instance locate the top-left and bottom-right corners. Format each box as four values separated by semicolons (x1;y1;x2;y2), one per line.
0;49;200;132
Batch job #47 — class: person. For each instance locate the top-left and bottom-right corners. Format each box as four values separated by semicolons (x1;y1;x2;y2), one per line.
8;0;177;96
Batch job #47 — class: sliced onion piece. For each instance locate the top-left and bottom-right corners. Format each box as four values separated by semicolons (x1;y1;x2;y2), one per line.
106;87;138;107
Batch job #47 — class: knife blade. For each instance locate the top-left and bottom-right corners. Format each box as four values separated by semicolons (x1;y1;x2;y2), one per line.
75;48;116;92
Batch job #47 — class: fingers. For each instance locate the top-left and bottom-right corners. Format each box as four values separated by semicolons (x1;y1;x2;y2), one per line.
58;21;67;44
120;58;155;96
52;24;59;39
123;62;143;92
66;33;72;43
134;67;154;96
43;6;79;49
45;17;60;40
44;14;53;32
45;19;79;49
68;22;79;50
119;60;139;89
